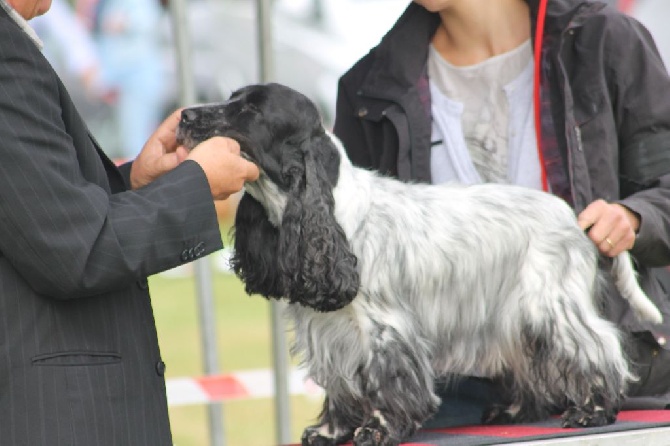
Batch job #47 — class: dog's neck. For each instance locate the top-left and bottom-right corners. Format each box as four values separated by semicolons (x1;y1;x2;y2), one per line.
245;176;287;227
329;135;374;238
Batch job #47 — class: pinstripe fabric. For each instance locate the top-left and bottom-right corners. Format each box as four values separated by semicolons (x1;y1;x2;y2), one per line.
0;7;223;445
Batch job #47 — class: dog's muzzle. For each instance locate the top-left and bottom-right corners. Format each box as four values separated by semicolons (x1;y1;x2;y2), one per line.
176;109;206;150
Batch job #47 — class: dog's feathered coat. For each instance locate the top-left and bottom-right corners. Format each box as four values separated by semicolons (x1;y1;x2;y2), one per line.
177;83;663;446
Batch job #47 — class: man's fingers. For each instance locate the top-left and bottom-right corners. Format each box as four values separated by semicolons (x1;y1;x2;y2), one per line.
243;159;260;182
218;137;240;155
156;152;181;174
157;109;184;152
175;146;189;163
163;108;183;130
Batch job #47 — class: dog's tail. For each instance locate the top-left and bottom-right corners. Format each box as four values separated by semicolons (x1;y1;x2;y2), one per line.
613;251;663;324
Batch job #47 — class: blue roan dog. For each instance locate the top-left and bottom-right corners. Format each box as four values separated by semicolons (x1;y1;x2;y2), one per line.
176;83;663;446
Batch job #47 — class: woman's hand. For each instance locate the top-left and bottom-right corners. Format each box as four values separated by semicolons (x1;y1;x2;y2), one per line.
577;199;640;256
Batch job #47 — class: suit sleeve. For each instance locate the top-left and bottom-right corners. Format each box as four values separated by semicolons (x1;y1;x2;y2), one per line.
0;23;222;299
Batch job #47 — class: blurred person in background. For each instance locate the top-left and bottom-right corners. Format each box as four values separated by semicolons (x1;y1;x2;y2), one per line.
31;0;119;155
77;0;167;161
0;1;259;444
30;0;106;99
334;0;670;428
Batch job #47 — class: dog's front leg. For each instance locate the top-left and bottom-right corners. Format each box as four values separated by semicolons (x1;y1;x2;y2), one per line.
301;392;361;446
351;322;440;446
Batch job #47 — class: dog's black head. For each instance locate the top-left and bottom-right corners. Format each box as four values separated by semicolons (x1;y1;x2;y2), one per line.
177;82;340;189
177;83;360;312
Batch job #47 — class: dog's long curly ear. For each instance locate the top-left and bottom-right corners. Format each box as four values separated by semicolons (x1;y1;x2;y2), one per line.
278;136;360;312
230;193;283;299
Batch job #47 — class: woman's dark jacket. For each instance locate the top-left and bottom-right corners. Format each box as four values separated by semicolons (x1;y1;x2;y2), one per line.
333;1;670;347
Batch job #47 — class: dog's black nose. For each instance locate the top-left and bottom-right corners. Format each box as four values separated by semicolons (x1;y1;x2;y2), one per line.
181;109;197;123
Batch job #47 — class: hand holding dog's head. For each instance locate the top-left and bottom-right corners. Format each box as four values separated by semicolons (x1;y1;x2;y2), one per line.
177;83;337;189
178;83;360;312
185;136;259;200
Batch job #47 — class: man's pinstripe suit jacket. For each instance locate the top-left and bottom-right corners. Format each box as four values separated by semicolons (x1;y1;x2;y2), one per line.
0;7;223;445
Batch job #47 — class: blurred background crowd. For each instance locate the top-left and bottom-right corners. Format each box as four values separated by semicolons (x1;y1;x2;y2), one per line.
30;0;670;163
32;0;167;161
31;0;410;161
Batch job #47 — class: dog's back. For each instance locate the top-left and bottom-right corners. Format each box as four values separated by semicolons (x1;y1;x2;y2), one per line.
333;148;662;327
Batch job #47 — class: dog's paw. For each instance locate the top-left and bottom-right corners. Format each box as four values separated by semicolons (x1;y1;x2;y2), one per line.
560;406;617;428
483;402;551;425
301;426;337;446
352;412;405;446
353;425;398;446
481;404;516;425
301;424;355;446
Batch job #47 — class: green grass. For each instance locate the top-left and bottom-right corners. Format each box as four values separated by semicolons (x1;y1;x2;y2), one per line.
149;256;323;446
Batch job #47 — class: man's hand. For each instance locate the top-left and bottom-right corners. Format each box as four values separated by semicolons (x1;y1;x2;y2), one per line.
186;137;260;200
130;109;190;189
577;199;640;256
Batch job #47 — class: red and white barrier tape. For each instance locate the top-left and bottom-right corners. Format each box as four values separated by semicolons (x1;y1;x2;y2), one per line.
166;368;324;406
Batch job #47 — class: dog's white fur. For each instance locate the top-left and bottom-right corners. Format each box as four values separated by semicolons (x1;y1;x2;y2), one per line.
253;131;662;365
177;83;662;446
248;132;662;441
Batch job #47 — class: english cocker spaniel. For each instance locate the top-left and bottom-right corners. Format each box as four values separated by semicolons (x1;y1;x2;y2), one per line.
176;83;663;446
